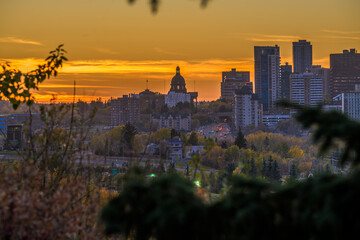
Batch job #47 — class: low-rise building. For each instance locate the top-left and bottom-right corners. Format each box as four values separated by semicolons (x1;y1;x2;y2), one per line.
263;115;291;127
165;138;183;161
151;113;191;132
185;145;204;160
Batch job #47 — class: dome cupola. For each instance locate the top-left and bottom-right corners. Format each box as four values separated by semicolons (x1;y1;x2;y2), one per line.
169;66;187;93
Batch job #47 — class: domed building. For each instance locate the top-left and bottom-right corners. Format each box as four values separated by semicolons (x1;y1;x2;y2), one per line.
165;66;198;108
169;66;187;93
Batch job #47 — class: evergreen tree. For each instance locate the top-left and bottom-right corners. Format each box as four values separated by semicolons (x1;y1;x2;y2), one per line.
187;131;199;146
250;143;257;151
185;162;190;178
248;158;258;178
271;160;282;183
263;136;270;150
215;172;226;193
209;171;216;193
220;141;228;149
325;163;332;174
170;129;178;139
266;156;273;179
262;159;267;178
225;162;236;179
200;170;207;188
234;128;247;149
123;122;137;150
289;163;300;179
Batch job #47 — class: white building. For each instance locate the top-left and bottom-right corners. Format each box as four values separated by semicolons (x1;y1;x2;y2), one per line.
233;86;262;130
290;72;323;106
165;91;191;108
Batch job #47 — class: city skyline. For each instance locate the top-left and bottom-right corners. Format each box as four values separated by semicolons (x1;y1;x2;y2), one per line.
1;0;359;102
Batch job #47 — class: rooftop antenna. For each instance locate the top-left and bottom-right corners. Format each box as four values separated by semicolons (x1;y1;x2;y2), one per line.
146;79;149;90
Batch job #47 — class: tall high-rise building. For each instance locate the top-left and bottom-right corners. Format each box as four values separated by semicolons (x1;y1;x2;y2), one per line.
306;65;330;97
293;40;312;73
329;49;360;98
221;69;252;100
290;73;323;106
279;62;292;100
110;94;140;126
254;45;280;111
233;86;262;130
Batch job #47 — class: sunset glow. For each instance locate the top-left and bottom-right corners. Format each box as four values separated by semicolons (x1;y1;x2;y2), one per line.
1;0;359;102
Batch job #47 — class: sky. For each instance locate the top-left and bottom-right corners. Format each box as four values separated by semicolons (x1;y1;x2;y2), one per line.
1;0;359;102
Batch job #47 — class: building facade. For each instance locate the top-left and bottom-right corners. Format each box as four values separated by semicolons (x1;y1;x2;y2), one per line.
279;62;292;101
254;45;280;111
165;138;183;161
329;49;360;98
233;86;262;130
293;40;312;74
341;90;360;121
290;73;324;106
262;114;291;127
306;65;330;97
110;94;140;126
151;113;191;132
221;69;252;100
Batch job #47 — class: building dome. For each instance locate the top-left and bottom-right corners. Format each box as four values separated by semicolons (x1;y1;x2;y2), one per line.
169;66;187;93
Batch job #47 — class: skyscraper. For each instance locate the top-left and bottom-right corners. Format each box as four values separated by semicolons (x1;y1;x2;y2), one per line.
254;45;280;111
221;68;252;100
329;49;360;98
293;40;312;74
279;62;292;100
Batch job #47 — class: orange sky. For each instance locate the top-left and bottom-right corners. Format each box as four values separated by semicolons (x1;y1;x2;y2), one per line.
1;0;359;102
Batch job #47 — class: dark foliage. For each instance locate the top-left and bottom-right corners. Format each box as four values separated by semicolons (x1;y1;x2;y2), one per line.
102;104;360;239
234;128;247;149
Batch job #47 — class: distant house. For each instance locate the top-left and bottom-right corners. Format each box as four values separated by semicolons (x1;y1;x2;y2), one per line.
145;143;160;156
185;145;204;160
165;138;183;161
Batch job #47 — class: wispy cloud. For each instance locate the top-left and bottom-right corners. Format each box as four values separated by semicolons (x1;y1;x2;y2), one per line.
326;35;360;40
93;48;119;55
153;47;184;56
0;37;43;46
247;34;301;42
321;29;360;34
